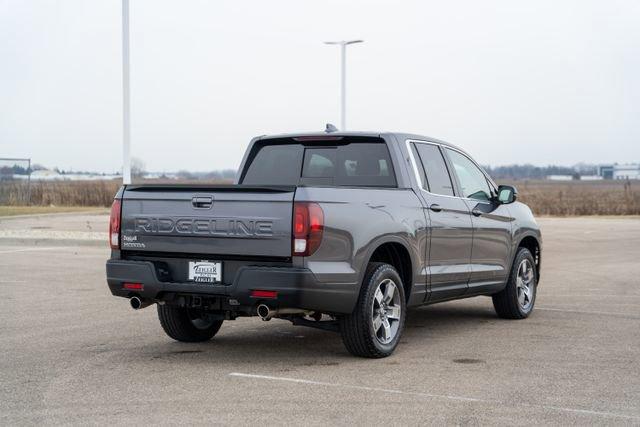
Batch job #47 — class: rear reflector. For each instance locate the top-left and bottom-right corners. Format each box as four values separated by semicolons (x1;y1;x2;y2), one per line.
123;282;143;291
250;290;278;299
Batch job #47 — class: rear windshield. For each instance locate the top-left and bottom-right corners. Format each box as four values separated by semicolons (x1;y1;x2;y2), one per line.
240;138;396;187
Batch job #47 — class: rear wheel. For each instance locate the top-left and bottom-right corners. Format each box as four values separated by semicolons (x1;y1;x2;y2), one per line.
157;305;224;342
492;247;537;319
340;263;406;358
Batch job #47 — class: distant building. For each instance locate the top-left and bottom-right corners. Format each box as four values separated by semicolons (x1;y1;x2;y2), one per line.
141;172;163;180
613;164;640;180
580;175;603;181
12;170;120;181
597;164;640;180
30;170;63;180
597;165;615;179
547;175;574;181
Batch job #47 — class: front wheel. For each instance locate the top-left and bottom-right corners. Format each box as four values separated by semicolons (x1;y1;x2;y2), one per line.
157;305;224;342
492;247;537;319
340;263;406;358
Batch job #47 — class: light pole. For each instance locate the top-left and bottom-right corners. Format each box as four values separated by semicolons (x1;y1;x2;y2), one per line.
324;40;363;131
122;0;132;184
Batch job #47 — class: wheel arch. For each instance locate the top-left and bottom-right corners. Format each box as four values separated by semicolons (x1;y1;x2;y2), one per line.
516;234;541;283
361;238;416;303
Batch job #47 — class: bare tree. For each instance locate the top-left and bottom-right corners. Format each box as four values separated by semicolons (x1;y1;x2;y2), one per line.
131;157;146;179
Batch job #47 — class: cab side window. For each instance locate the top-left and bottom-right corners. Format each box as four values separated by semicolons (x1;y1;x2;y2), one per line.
445;148;492;201
413;143;455;196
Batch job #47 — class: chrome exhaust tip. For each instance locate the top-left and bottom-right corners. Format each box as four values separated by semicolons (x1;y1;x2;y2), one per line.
130;296;150;310
257;304;272;321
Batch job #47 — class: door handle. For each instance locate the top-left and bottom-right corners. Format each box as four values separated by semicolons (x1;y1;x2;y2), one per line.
472;208;482;217
429;203;442;212
192;196;213;209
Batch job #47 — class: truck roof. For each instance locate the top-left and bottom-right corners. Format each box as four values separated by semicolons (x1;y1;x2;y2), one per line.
256;131;465;153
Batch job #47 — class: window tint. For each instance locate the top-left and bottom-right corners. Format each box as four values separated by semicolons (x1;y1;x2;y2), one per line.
445;148;492;201
300;144;395;186
302;149;336;178
413;143;454;196
334;143;395;186
241;144;303;185
242;140;396;187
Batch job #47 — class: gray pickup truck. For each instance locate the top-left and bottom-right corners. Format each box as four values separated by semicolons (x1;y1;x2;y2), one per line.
106;131;541;358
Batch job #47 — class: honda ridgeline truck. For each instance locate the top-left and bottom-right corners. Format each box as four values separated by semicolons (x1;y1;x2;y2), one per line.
106;131;541;358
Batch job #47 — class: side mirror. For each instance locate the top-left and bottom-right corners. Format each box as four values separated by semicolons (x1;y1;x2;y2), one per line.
497;185;517;204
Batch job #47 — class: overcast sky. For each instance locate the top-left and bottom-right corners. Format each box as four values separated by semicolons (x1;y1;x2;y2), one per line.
1;0;639;173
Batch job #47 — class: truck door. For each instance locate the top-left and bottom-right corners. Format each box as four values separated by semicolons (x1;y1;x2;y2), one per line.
443;148;513;295
408;141;474;302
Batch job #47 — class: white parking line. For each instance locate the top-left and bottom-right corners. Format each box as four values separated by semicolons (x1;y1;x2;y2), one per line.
537;307;640;318
229;372;640;421
230;372;484;402
0;247;66;255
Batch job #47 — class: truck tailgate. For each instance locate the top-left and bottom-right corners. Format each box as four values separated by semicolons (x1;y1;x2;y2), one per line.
120;185;295;257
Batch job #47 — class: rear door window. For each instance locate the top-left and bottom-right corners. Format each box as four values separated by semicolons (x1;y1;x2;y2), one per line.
413;143;455;196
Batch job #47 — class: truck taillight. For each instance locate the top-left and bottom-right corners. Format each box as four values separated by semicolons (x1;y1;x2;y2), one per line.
109;199;122;249
293;202;324;256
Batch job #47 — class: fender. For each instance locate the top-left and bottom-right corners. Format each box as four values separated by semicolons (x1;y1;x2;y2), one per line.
356;234;423;304
510;231;542;281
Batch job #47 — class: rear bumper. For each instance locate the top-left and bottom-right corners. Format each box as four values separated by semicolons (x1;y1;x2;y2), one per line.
106;259;357;314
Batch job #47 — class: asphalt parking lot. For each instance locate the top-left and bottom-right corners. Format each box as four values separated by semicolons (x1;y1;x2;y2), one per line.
1;213;639;425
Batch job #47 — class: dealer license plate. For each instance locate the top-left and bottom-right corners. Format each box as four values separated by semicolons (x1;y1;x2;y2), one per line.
188;261;222;283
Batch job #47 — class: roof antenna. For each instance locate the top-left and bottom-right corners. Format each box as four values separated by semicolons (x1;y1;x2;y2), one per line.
325;123;339;133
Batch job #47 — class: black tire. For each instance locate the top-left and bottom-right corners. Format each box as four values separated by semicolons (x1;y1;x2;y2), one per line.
157;305;223;342
340;263;407;358
492;247;537;319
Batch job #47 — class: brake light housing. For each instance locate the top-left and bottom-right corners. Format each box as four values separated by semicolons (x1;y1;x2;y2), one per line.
109;199;122;249
293;202;324;256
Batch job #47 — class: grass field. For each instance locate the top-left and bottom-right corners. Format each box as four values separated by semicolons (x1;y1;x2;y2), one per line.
0;180;121;207
0;206;108;217
510;179;640;215
1;179;639;216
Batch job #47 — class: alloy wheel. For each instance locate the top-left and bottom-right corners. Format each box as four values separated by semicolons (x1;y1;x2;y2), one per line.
371;278;402;344
516;259;535;311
